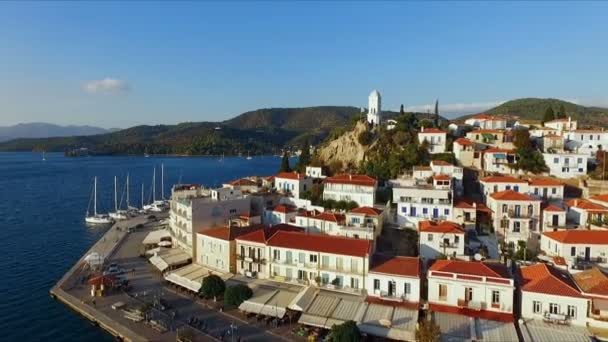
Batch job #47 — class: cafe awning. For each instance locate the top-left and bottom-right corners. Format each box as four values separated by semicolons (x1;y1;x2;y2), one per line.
149;248;190;272
142;229;171;245
164;264;208;292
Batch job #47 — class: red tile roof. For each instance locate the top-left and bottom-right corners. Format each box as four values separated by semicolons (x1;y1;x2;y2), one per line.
529;178;563;186
481;176;527;184
419;128;445;134
236;224;302;244
350;206;383;216
490;189;539;201
271;204;296;214
573;268;608;297
324;174;377;187
369;256;420;278
469;114;498;121
296;209;321;218
312;211;346;223
520;263;583;298
431;160;452;166
419;221;464;234
591;194;608;203
471;129;503;134
483;147;514;153
433;174;451;181
553;256;567;266
543;204;565;212
275;172;306;180
226;178;258;186
543;230;608;244
198;225;264;241
564;199;608;212
267;230;371;257
454;138;475;146
429;260;511;279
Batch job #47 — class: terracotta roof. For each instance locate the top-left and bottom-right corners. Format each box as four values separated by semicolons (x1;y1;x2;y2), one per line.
227;178;258;186
490;189;539;201
312;211;346;223
267;230;371;257
454;200;475;209
431;160;452;166
296;209;321;218
483;147;514;153
275;172;306;180
419;128;446;134
413;166;432;171
264;176;275;182
519;263;583;298
369;256;420;278
350;206;383;216
271;204;296;214
198;225;264;241
454;138;475;146
591;194;608;203
553;256;567;266
429;260;511;279
543;204;565;212
469;114;499;121
236;224;302;244
433;174;451;181
419;221;464;234
573;268;608;297
564;199;608;212
529;178;563;186
543;230;608;244
481;176;527;184
324;174;377;187
470;129;503;134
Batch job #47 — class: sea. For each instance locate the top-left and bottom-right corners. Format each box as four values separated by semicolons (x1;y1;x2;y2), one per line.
0;152;288;341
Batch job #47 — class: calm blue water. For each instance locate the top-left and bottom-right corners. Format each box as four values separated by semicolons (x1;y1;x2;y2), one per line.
0;152;287;341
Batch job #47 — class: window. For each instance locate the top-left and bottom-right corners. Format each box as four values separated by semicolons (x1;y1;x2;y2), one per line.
273;249;280;260
571;246;576;256
533;301;541;314
229;208;237;214
423;208;428;214
534;188;539;195
373;279;380;291
309;254;317;263
492;291;500;305
404;283;411;295
514;185;519;192
552;187;557;194
549;303;559;314
513;221;521;233
567;305;576;319
428;234;433;241
502;204;508;213
439;284;448;300
444;208;450;216
506;185;511;190
321;255;329;267
554;157;559;164
494;185;498;193
351;259;359;273
401;206;407;213
351;277;359;289
578;158;583;164
465;287;473;301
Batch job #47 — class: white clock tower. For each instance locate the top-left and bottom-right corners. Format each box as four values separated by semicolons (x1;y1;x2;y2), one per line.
367;89;381;125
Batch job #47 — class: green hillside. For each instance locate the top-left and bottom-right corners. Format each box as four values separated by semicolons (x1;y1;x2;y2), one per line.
459;98;608;126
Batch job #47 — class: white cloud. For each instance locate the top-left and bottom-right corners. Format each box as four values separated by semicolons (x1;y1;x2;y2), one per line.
83;78;130;94
404;100;505;115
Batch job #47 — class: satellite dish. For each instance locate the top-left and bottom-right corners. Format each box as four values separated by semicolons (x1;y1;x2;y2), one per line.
474;253;482;261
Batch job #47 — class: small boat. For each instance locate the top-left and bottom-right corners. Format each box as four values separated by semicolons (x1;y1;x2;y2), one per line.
246;152;252;160
42;151;47;161
86;177;114;225
109;176;128;220
219;153;224;162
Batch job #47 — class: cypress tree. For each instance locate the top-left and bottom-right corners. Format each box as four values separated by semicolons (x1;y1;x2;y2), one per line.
434;99;439;127
296;139;311;172
400;104;404;115
542;106;555;124
279;151;291;173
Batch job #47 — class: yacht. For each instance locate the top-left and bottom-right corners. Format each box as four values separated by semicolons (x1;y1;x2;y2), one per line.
85;177;114;225
109;176;128;220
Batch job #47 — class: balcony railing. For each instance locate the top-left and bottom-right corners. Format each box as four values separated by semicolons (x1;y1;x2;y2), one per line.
507;210;535;219
440;242;459;248
237;254;266;264
458;299;484;310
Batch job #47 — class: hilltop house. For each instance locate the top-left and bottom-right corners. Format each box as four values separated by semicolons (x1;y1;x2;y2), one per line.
274;172;312;199
417;127;447;154
465;114;507;130
322;174;377;207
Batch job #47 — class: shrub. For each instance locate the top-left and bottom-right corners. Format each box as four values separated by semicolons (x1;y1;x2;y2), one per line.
224;284;253;307
329;320;360;342
357;130;374;146
199;275;225;300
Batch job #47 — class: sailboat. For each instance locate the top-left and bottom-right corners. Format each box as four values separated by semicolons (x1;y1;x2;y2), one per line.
109;176;128;220
85;177;114;225
42;151;47;161
246;151;252;160
219;152;224;162
144;165;168;212
126;174;139;213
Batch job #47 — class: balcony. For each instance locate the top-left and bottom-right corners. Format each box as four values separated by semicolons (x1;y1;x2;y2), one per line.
237;254;266;265
457;299;484;311
440;242;459;249
507;209;535;219
319;264;362;275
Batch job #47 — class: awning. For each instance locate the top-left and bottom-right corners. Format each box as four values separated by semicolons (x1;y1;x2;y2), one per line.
298;290;366;330
357;303;418;341
149;248;191;272
142;229;171;245
288;286;317;312
239;287;299;319
494;153;506;159
164;264;209;292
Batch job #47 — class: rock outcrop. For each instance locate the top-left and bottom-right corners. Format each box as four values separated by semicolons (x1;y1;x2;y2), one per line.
316;121;373;171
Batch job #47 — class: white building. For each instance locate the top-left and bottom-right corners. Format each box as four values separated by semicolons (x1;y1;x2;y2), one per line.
479;176;529;201
487;190;541;248
528;178;564;200
482;148;519;174
453;138;477;167
542;204;567;229
305;166;325;179
418;220;465;260
196;225;261;274
519;263;588;327
464;114;507;130
323;174;377;207
544;117;577;132
393;180;453;228
274;172;312;199
343;206;384;241
542;152;588;178
466;129;512;149
564;129;608;157
267;230;371;291
367;89;382;125
573;268;608;331
418;127;447;154
541;230;608;269
169;186;251;257
295;211;346;235
263;204;297;225
427;260;515;322
367;256;421;304
564;198;608;229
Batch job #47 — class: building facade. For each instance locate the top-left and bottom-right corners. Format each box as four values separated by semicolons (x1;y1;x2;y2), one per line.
323;174;377;207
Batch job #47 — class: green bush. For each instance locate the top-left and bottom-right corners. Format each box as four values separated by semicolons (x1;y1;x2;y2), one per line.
199;275;225;300
224;284;253;307
357;130;374;146
329;320;361;342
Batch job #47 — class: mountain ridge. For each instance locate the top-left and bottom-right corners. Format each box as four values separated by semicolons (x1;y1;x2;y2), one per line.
0;122;117;142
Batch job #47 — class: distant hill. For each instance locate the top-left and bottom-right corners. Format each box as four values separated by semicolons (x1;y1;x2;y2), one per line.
456;98;608;126
0;123;116;142
0;107;364;154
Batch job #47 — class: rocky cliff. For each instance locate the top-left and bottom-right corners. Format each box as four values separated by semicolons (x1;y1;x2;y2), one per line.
315;121;373;171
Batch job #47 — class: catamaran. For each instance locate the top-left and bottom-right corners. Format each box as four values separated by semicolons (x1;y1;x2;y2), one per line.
109;176;128;220
85;177;114;225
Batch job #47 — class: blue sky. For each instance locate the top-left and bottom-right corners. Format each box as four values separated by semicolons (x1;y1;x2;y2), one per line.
0;2;607;128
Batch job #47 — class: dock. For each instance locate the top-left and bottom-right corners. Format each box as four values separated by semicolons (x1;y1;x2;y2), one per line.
50;215;153;342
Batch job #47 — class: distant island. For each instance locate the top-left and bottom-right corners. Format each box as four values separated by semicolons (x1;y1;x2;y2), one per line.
0;123;117;143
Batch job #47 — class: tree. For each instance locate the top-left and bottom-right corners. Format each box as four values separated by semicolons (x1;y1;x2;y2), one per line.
329;320;360;342
199;275;226;300
400;104;404;115
557;104;567;119
224;284;253;307
295;139;311;172
357;130;374;146
542;106;555;124
434;99;439;127
416;316;441;342
279;151;291;173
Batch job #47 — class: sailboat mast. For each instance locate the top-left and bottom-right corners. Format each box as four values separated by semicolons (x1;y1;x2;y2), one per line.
141;183;144;208
153;167;156;202
126;174;130;207
94;177;98;216
114;176;118;212
161;163;165;200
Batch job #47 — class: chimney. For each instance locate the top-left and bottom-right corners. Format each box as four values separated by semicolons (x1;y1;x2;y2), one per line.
421;126;425;133
349;174;352;181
